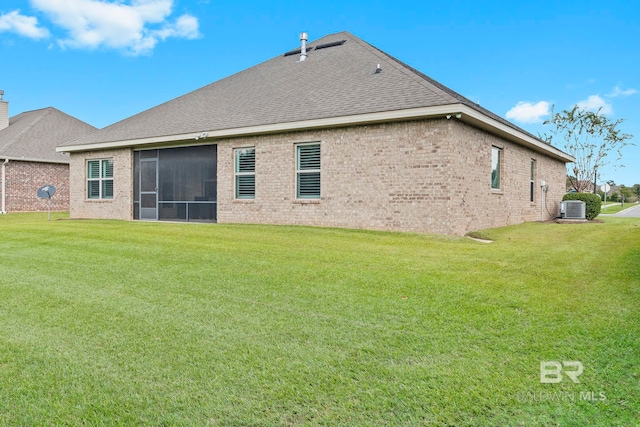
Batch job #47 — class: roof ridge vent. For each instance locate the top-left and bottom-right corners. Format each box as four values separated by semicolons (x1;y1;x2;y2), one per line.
314;40;346;50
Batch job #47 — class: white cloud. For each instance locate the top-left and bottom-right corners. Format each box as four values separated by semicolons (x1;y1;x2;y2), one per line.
28;0;200;55
0;10;50;39
607;85;637;98
576;95;613;115
505;101;551;124
153;14;200;42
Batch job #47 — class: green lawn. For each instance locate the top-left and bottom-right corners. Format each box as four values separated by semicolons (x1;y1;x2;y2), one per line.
0;213;638;426
601;202;638;214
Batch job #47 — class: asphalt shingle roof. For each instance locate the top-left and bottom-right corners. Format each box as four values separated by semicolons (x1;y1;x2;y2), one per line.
61;31;542;148
1;107;96;162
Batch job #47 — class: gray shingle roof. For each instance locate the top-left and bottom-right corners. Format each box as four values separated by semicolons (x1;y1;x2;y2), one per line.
1;107;96;162
60;31;544;149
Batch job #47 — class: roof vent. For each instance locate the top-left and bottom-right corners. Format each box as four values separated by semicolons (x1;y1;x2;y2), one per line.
284;48;305;57
315;40;346;50
0;90;7;131
299;32;308;62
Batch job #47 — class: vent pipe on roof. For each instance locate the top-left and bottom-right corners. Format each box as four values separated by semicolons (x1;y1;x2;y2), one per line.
0;90;7;131
299;32;308;62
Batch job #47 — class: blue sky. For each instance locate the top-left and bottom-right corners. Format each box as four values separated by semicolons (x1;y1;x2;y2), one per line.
1;0;638;186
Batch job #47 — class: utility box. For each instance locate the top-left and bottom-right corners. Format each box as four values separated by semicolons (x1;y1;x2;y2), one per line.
560;200;586;219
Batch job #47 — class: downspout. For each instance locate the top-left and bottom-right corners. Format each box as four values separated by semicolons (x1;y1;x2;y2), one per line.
1;158;8;214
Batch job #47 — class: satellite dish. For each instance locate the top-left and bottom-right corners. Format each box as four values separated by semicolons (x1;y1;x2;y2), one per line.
37;185;56;221
37;185;56;199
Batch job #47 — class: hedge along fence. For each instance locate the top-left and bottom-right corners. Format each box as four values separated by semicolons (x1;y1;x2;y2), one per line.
562;192;602;220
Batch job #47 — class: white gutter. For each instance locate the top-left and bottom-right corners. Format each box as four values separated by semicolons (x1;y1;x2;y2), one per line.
0;155;68;164
453;105;574;162
1;158;8;214
56;103;575;163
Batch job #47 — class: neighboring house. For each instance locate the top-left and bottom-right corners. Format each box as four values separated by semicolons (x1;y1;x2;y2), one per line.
0;93;97;213
57;31;574;235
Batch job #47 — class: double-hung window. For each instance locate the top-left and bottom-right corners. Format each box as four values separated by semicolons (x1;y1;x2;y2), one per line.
235;148;255;199
87;159;114;199
491;146;502;191
296;143;321;199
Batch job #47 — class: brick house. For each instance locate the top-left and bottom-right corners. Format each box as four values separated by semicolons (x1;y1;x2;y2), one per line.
0;94;96;213
57;32;573;235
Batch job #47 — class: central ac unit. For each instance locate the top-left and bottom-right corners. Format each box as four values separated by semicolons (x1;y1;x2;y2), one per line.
560;200;586;219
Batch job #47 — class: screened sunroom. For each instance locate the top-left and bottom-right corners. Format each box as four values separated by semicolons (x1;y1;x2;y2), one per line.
133;145;217;222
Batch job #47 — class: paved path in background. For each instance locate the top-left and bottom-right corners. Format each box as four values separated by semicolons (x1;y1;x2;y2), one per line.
612;204;640;217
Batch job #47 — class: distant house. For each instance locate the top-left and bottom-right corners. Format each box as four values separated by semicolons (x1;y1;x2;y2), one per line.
57;32;574;235
0;93;96;213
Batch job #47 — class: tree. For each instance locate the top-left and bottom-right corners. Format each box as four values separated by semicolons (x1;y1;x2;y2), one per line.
565;175;575;192
541;106;634;193
609;191;620;202
619;185;636;203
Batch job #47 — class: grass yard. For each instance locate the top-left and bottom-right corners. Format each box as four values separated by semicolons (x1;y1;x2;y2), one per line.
601;202;638;214
0;213;638;426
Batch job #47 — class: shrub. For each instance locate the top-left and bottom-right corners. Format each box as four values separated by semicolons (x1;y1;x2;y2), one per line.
562;192;602;220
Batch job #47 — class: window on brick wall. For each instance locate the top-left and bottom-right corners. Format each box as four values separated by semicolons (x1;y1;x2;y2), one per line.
530;159;536;202
296;143;321;199
87;159;114;199
491;146;502;190
235;147;255;199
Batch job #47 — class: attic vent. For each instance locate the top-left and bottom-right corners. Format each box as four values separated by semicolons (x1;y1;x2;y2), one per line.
284;48;311;57
283;37;346;57
314;40;346;50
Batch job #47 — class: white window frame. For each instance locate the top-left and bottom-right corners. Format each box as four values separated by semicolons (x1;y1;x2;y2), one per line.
491;146;502;191
234;147;256;199
87;159;114;200
296;143;321;200
530;159;536;202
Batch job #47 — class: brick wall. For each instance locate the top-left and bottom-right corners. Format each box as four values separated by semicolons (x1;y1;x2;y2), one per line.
69;149;133;220
447;121;566;235
68;118;568;235
217;118;567;235
0;161;69;212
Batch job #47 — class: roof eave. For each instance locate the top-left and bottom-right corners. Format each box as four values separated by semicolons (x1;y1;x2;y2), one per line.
455;105;575;163
57;104;574;163
0;155;69;164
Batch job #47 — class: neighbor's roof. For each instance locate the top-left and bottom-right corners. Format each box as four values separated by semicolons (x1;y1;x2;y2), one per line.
58;31;573;162
1;107;96;163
